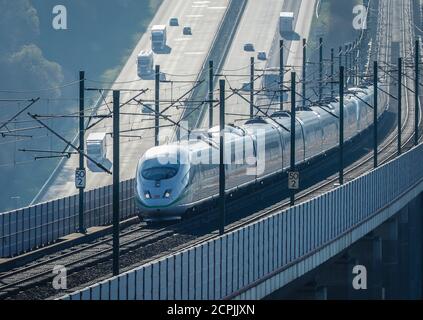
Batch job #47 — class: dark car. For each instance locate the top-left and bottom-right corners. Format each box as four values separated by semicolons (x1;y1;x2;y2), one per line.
183;26;192;35
244;43;255;51
169;18;179;26
257;51;267;60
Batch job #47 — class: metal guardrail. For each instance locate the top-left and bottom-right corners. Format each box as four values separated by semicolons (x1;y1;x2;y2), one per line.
61;143;423;300
0;179;136;258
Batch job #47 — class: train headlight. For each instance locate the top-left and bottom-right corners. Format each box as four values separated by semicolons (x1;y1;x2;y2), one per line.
163;190;172;198
144;191;152;199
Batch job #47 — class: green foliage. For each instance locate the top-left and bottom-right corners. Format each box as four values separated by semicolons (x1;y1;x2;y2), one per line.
0;0;163;211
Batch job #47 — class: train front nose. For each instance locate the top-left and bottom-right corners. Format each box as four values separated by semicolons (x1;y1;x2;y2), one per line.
135;156;188;221
135;181;185;220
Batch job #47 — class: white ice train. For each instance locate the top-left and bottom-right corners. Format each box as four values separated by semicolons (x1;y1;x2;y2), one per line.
135;85;385;221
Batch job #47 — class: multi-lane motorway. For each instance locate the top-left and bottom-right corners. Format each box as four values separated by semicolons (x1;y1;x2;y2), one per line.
33;0;318;205
33;0;230;203
204;0;315;127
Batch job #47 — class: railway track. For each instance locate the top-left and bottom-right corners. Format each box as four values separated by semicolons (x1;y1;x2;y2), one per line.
0;0;421;301
158;0;423;269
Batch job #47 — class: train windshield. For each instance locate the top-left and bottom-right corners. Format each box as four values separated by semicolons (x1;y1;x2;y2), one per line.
141;160;179;181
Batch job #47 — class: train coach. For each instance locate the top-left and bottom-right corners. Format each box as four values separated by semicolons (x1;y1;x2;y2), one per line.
135;85;385;222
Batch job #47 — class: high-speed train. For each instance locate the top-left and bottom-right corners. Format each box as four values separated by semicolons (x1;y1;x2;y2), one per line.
135;85;386;221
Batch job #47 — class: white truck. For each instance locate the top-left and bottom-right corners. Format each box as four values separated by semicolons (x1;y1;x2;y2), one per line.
151;25;167;51
137;50;154;77
280;12;294;34
86;132;107;168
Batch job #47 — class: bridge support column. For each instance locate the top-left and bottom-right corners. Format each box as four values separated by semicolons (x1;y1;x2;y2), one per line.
285;281;328;300
346;234;383;299
380;216;400;299
406;194;423;298
313;254;351;299
314;286;328;300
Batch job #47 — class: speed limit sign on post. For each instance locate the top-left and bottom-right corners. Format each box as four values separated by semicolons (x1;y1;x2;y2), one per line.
288;171;299;190
75;169;86;189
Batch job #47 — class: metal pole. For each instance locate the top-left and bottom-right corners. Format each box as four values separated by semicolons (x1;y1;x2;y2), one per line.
78;71;86;234
374;61;378;168
290;72;296;206
373;61;378;168
339;66;344;185
112;90;120;276
302;38;306;109
415;39;420;146
354;40;360;86
209;60;214;128
250;57;255;118
280;40;284;111
339;46;342;96
344;44;349;88
352;41;356;86
155;65;160;146
331;48;334;99
349;43;353;85
398;57;402;155
219;79;226;235
319;37;323;101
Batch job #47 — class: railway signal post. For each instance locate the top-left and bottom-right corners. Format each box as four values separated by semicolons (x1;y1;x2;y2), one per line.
339;66;344;185
219;79;226;235
78;71;86;234
113;90;120;276
290;72;296;206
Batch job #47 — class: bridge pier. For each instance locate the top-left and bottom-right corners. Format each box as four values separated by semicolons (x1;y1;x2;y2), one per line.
346;235;383;299
404;194;423;298
312;254;353;299
379;216;400;298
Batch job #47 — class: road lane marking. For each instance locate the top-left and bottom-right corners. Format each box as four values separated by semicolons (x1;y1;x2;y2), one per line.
184;52;205;55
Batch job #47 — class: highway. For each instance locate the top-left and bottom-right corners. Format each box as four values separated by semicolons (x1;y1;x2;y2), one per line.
33;0;230;203
203;0;315;127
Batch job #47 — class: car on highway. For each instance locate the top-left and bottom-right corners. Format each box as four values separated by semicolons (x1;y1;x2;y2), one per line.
244;43;255;51
257;51;267;60
169;17;179;26
183;26;192;35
